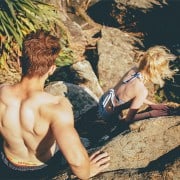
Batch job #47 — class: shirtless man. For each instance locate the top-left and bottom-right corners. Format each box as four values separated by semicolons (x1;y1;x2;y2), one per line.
98;46;176;124
0;30;110;179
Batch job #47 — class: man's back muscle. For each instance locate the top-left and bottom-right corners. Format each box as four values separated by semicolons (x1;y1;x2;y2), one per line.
0;84;61;164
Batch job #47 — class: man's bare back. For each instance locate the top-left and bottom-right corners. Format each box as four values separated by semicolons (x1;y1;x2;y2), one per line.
0;83;62;165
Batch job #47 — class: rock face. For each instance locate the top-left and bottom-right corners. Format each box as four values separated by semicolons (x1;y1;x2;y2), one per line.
51;116;180;180
115;0;167;10
71;60;104;98
92;156;180;180
97;26;157;102
100;116;180;171
45;81;113;141
45;81;98;122
97;26;141;91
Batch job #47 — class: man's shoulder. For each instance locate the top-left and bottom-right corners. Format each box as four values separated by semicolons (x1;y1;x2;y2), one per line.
50;96;72;114
43;97;74;125
0;84;12;101
40;95;73;121
41;93;71;108
0;83;11;92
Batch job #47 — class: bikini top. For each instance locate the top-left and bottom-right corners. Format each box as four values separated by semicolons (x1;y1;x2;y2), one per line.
104;72;143;108
122;72;143;84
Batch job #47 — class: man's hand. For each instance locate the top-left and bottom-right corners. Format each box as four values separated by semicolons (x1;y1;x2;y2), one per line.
89;150;110;178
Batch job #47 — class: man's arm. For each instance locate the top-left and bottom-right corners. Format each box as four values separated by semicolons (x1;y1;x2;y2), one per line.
50;98;90;179
50;97;110;179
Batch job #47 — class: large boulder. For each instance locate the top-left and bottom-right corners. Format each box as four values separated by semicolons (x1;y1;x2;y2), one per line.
71;60;104;98
51;116;180;180
45;81;111;140
100;116;180;170
97;26;157;103
45;81;98;122
115;0;167;10
92;154;180;180
97;26;141;91
45;81;180;180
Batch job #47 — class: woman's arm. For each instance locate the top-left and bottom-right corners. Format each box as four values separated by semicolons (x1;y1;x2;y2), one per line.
125;87;148;122
143;98;155;105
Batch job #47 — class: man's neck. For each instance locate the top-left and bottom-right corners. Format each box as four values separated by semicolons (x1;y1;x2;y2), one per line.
19;76;46;92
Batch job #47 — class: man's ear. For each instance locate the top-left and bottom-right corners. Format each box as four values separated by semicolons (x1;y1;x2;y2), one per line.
17;57;21;67
48;65;56;76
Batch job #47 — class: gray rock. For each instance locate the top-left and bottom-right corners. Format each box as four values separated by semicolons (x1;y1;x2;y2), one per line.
71;60;104;98
45;81;180;180
97;26;141;91
115;0;167;10
51;116;180;180
100;116;180;171
45;81;98;122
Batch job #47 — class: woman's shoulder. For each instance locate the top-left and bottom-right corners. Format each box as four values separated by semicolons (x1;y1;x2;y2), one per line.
133;80;148;96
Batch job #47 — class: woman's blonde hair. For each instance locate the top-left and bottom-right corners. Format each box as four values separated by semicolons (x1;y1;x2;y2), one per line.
135;46;176;87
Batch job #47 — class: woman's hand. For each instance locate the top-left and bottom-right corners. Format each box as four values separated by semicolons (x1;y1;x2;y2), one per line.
149;104;169;111
149;109;169;117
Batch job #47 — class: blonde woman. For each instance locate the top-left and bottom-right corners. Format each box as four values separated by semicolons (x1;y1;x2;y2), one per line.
98;46;176;124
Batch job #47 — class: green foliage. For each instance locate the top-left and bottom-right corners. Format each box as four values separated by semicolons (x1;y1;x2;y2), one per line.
155;79;180;103
0;0;73;70
56;47;74;67
54;37;74;67
0;0;58;45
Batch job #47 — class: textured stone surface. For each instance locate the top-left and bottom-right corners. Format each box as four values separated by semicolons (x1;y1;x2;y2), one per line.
45;81;180;180
51;116;180;180
115;0;166;10
100;116;180;170
71;60;104;98
45;81;98;122
97;26;141;91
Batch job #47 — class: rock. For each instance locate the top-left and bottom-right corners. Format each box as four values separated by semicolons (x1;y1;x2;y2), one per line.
97;26;158;102
45;81;98;122
51;116;180;180
100;116;180;171
115;0;166;10
44;81;180;180
92;154;180;180
71;60;104;98
45;81;113;141
97;26;141;91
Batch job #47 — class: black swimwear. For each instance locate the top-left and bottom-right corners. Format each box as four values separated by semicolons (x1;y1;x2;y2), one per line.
0;144;67;179
122;72;143;84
